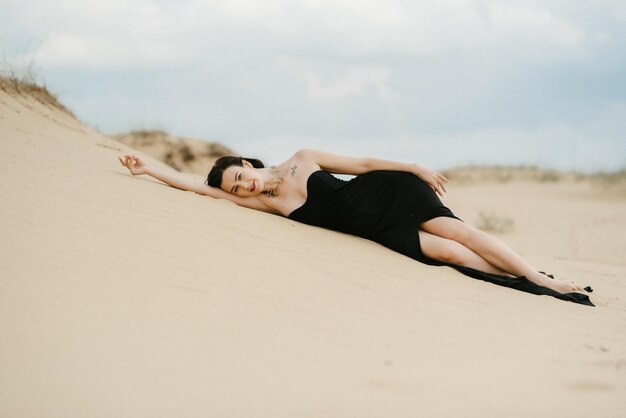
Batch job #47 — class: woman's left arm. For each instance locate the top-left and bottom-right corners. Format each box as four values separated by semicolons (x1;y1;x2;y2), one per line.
298;149;449;196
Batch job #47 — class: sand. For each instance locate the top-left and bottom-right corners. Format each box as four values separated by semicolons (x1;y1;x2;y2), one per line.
1;87;625;417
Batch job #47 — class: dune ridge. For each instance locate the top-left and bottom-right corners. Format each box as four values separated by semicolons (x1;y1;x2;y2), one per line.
1;81;625;417
110;129;233;176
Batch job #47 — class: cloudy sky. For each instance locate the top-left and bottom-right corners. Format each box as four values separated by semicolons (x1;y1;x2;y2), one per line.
2;0;625;171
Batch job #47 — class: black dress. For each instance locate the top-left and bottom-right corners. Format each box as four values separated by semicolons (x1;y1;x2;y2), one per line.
289;170;594;306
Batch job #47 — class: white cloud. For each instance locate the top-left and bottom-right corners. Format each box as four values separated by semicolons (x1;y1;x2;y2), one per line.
281;57;395;101
487;4;585;55
7;0;602;71
8;0;184;69
34;32;183;69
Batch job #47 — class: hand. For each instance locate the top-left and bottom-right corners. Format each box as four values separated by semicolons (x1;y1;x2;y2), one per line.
415;167;449;196
118;154;149;176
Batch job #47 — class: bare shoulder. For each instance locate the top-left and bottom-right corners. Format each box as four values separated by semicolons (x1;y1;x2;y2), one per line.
286;149;322;172
289;148;369;175
290;148;317;163
291;148;344;170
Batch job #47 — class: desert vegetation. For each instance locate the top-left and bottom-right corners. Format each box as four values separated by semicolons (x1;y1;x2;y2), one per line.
0;68;73;115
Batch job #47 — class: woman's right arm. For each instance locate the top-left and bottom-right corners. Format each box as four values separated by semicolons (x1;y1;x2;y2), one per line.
119;154;215;195
118;155;272;212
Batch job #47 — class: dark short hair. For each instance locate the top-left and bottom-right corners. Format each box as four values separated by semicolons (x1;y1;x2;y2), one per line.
205;156;265;188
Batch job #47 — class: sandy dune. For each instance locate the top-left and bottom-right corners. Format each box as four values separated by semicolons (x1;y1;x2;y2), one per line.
110;130;233;176
1;86;625;417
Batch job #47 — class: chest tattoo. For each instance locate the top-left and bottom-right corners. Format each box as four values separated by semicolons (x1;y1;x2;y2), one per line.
289;163;298;178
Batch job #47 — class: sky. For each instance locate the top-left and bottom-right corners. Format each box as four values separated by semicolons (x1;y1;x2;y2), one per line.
1;0;625;172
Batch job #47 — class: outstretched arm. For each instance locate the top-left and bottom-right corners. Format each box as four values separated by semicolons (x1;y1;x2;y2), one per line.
118;154;210;194
297;149;449;196
118;154;272;211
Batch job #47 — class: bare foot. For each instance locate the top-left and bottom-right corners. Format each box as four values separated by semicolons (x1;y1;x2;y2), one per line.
535;272;585;294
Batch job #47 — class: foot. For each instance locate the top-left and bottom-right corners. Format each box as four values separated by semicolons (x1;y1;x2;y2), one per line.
535;272;585;294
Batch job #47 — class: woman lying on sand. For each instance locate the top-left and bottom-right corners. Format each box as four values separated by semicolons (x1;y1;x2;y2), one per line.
119;149;592;302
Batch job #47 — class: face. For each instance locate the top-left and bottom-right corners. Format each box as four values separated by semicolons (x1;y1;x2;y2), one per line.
221;160;263;197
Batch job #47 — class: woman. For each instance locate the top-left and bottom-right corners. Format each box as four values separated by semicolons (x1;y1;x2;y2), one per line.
119;149;592;304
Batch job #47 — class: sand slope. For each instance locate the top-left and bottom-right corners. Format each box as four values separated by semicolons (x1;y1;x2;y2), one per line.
1;88;625;417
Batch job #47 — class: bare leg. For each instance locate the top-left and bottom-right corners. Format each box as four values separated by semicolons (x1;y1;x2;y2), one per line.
418;230;515;277
421;217;584;294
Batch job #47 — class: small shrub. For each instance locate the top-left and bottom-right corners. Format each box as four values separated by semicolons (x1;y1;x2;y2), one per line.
539;171;561;182
475;210;514;233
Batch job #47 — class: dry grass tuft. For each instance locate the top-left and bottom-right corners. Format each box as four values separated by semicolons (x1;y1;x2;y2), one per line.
0;69;74;116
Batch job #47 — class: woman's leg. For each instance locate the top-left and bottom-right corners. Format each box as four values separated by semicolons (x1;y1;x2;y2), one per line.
418;230;515;277
421;217;583;294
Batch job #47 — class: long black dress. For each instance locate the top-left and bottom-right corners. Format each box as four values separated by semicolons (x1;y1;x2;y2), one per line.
288;170;594;306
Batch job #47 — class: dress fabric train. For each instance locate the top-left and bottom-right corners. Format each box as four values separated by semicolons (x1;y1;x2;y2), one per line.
288;170;593;306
